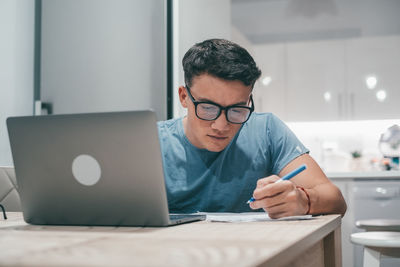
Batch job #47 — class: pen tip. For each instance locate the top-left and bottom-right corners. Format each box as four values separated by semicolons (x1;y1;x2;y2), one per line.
247;197;255;204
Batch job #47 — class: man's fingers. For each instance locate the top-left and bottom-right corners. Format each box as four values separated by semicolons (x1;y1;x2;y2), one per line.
256;175;280;188
253;180;290;200
266;201;300;218
249;182;303;218
267;209;292;219
249;192;286;210
251;201;291;219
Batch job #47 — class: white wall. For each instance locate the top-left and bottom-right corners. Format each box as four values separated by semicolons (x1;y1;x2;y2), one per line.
40;0;167;120
173;0;231;118
0;0;35;166
231;25;254;55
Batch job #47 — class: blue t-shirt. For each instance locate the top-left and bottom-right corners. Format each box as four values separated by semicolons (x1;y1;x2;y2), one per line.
157;113;309;213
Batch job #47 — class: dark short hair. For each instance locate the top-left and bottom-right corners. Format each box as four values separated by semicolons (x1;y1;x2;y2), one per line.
182;39;262;88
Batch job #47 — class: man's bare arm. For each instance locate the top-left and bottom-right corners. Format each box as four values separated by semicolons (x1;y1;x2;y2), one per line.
281;154;347;216
249;154;347;218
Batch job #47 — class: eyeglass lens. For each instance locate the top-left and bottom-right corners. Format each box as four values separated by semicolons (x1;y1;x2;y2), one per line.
196;103;251;123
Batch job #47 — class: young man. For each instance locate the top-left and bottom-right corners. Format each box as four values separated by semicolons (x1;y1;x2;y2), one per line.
158;39;346;218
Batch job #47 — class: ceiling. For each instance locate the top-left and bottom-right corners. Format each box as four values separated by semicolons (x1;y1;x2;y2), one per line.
231;0;400;44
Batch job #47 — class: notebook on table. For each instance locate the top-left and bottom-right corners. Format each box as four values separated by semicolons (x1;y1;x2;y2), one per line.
7;110;205;227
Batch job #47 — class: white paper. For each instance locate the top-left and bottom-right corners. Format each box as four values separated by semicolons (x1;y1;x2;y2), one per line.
194;212;312;223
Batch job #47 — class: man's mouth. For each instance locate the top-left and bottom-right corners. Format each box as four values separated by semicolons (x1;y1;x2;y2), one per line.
207;134;228;140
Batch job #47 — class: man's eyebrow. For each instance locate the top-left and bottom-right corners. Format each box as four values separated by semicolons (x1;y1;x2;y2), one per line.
197;97;248;106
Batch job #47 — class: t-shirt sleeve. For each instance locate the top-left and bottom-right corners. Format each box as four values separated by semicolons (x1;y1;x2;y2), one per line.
266;114;309;175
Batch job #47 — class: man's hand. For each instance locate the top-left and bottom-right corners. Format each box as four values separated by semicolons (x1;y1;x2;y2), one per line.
249;154;347;218
249;175;309;219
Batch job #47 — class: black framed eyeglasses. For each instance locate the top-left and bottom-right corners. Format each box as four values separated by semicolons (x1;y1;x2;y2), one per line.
186;85;254;124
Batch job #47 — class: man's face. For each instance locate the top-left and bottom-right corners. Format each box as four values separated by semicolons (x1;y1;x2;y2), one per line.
179;74;253;152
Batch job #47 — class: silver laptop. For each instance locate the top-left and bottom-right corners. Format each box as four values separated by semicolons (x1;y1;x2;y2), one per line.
7;110;205;227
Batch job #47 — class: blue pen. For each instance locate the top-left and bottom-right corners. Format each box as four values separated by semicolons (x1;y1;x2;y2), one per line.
246;164;307;204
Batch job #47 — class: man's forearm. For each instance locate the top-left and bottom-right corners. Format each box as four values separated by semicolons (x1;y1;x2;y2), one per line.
306;182;347;216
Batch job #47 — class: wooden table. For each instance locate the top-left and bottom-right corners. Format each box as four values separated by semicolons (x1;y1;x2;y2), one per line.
0;213;341;267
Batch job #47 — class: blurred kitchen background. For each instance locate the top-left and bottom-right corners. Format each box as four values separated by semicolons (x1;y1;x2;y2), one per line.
1;1;400;266
230;0;400;174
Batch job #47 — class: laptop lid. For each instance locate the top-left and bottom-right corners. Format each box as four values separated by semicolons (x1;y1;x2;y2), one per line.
7;110;201;227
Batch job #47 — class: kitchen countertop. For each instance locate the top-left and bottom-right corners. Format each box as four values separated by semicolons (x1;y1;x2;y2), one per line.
327;171;400;179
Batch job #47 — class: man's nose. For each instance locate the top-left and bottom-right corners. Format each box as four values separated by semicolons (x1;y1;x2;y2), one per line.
211;111;229;131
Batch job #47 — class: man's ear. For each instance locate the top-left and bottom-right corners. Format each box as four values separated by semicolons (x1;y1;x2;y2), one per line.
178;86;188;108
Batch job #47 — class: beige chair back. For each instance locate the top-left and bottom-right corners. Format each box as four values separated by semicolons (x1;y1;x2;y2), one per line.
0;167;21;211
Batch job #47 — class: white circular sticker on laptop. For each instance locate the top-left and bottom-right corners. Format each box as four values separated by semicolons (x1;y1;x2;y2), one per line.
72;154;101;186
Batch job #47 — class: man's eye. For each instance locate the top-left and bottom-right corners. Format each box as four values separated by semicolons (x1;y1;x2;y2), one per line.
200;104;217;111
231;108;246;114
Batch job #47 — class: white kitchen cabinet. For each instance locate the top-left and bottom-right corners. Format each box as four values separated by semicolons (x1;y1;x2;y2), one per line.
346;35;400;120
350;179;400;267
330;173;400;267
253;35;400;122
285;40;346;121
253;44;287;119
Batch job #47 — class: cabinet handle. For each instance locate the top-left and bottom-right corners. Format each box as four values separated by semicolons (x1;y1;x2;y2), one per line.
350;93;355;119
338;93;343;119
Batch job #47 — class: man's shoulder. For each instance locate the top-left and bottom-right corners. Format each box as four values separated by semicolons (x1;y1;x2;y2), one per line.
240;112;286;141
247;112;278;126
157;117;182;130
157;117;184;143
249;112;275;120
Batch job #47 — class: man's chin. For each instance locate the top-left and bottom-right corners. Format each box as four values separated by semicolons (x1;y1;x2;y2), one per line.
206;147;225;152
205;141;230;152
